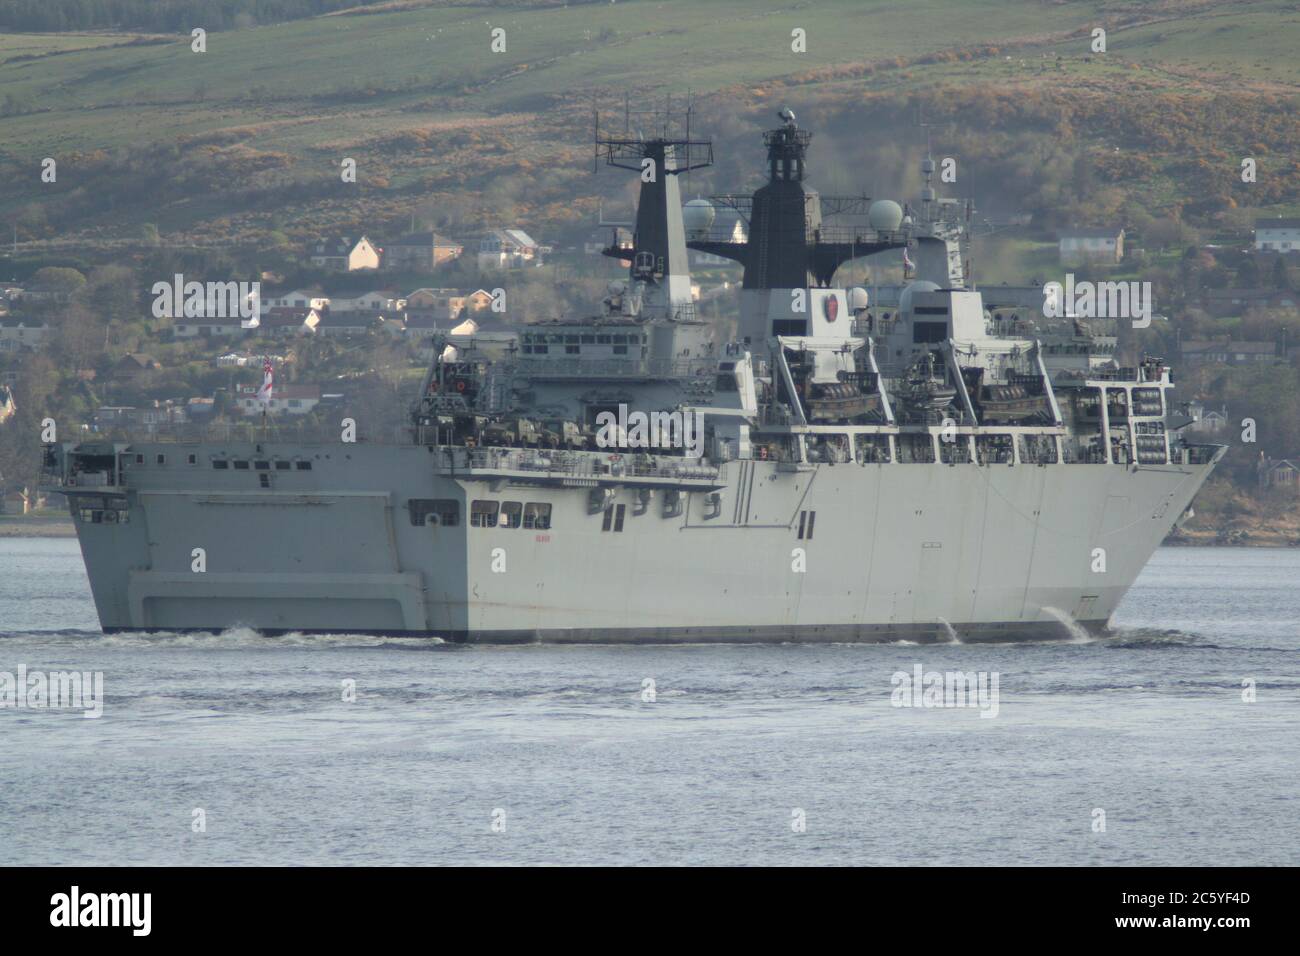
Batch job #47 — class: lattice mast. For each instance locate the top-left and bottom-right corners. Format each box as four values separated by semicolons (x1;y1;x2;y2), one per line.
594;97;713;318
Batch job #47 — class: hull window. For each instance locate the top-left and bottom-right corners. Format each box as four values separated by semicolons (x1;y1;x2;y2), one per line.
410;499;459;527
976;434;1015;466
897;434;935;463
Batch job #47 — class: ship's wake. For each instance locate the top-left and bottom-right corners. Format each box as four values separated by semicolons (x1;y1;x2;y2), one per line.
0;627;447;649
1040;606;1095;643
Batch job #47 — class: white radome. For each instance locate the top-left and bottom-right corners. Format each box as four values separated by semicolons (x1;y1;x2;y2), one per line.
868;199;904;232
847;287;870;312
683;198;716;238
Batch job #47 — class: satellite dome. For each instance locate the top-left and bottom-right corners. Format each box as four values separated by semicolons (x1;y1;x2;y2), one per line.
607;280;627;295
847;287;870;312
868;199;904;232
682;199;715;238
898;280;941;315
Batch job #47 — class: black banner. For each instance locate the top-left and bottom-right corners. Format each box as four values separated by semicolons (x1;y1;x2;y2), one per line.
0;867;1282;941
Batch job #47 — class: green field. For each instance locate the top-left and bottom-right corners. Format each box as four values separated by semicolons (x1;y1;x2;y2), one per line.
0;0;1137;153
1;0;1298;244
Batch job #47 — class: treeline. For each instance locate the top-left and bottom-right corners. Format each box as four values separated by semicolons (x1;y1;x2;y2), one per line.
0;0;390;33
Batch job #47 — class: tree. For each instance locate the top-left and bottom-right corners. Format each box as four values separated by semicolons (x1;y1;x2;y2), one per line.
1272;257;1293;291
30;266;86;293
1235;257;1261;288
50;302;107;371
0;353;59;502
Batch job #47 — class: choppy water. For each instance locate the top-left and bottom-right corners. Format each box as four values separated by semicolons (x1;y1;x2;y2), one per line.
1;539;1296;865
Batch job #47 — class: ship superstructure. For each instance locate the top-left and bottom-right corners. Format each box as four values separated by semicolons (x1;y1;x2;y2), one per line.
42;111;1222;642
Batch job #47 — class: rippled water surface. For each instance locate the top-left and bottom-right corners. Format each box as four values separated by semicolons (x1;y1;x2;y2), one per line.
1;539;1296;865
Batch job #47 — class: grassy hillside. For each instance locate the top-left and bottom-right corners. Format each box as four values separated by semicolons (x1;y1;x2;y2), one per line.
0;0;1297;251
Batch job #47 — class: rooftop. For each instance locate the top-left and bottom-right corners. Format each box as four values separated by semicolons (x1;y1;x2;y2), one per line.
1058;227;1124;240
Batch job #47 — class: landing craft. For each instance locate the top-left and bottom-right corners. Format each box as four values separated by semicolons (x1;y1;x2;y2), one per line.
42;107;1222;642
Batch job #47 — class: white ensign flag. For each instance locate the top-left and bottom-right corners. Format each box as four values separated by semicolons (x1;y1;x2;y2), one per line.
257;359;273;407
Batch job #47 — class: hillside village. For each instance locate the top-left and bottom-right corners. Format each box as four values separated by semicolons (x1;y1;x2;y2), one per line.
2;209;1299;537
0;216;748;514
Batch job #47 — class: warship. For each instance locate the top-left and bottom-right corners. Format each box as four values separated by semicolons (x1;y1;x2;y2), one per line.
42;109;1223;642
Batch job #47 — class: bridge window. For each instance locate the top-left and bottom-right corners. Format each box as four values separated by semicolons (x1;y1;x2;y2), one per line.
295;461;312;471
212;459;229;470
470;500;499;528
523;502;552;530
499;501;523;529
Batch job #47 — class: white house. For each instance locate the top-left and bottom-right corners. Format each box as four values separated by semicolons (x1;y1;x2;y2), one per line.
329;290;406;313
215;352;284;368
264;289;330;311
478;228;541;271
1059;227;1125;265
0;318;50;351
1255;218;1300;254
237;383;321;417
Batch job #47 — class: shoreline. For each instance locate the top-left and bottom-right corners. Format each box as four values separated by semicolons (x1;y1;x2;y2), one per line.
0;517;76;538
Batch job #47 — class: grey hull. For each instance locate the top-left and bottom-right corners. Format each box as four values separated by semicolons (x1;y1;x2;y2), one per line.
64;439;1218;643
99;619;1110;643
